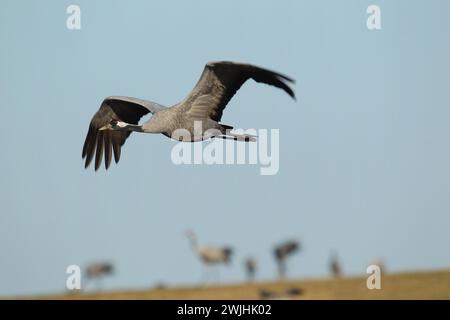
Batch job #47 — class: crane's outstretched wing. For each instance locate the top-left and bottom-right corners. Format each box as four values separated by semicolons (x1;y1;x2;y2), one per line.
82;96;164;170
182;61;295;122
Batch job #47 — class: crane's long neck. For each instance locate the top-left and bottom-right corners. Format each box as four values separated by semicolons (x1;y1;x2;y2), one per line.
124;124;144;132
117;121;161;134
188;236;198;251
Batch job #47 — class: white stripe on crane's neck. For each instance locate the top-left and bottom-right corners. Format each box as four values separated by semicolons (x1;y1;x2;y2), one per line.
123;123;144;133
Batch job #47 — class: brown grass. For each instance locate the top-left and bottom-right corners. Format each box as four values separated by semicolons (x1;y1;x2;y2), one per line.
23;269;450;300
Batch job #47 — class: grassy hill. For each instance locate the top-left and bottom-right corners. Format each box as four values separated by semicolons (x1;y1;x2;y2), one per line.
27;269;450;300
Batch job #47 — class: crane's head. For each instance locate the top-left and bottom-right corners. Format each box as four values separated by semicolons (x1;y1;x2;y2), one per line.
99;119;128;131
184;230;198;250
185;229;197;241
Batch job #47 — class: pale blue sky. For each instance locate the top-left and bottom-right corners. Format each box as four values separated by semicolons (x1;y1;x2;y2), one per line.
1;0;449;296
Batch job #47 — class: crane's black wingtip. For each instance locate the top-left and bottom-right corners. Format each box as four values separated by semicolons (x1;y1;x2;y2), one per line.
94;160;101;171
286;76;296;84
287;89;296;101
83;162;105;172
276;72;295;84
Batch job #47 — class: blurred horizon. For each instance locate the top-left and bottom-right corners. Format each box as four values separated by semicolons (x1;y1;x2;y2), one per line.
1;0;450;296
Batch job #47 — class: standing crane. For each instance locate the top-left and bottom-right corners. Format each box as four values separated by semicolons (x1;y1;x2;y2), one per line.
82;61;295;170
185;230;232;284
329;251;342;277
85;262;114;291
273;240;300;279
244;257;257;282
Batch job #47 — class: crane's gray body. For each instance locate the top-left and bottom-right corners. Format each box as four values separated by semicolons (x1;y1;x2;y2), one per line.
142;105;224;142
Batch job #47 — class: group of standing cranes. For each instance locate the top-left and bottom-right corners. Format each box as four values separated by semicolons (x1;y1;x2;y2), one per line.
82;233;303;291
184;232;350;284
185;230;301;283
82;239;348;291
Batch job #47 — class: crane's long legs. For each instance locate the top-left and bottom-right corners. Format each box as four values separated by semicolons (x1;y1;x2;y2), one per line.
216;133;257;142
200;265;222;287
213;266;220;283
200;265;210;287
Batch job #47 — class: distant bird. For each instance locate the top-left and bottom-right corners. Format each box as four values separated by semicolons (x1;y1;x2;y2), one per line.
86;262;114;278
274;240;300;278
85;262;114;290
186;230;233;265
329;251;342;277
82;61;295;170
244;257;257;282
185;230;232;283
153;283;167;290
259;287;303;300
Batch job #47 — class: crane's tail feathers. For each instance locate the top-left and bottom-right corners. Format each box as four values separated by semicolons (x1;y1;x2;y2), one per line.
220;124;233;131
223;248;233;264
